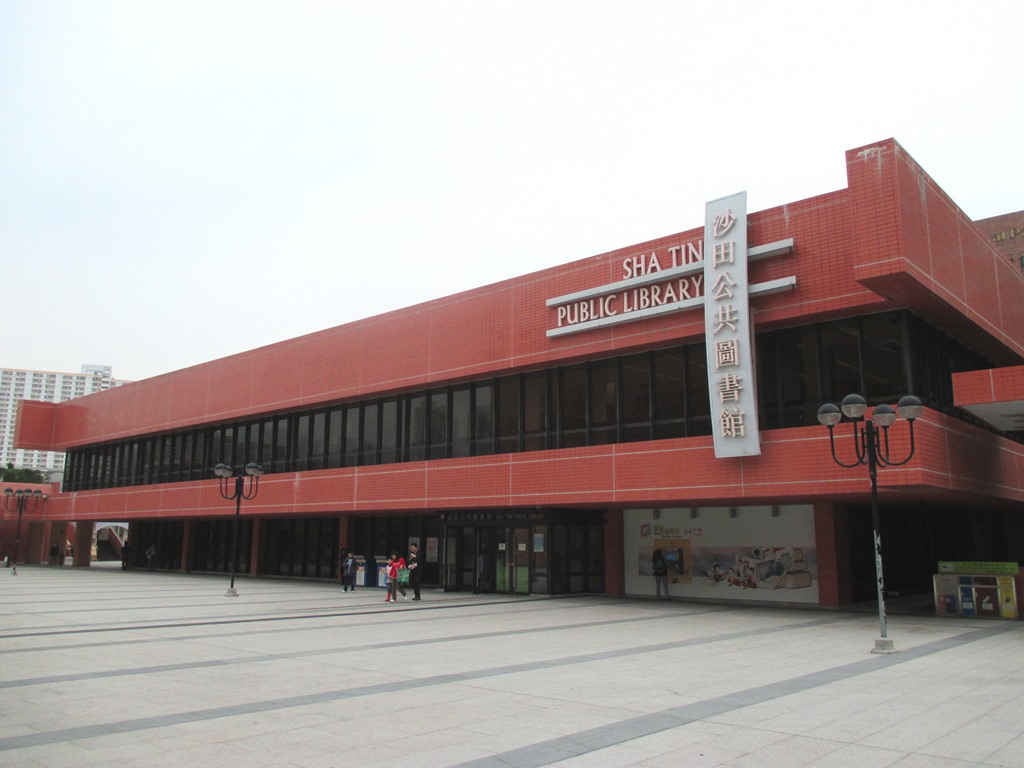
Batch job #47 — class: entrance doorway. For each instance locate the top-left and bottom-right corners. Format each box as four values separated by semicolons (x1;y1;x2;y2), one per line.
442;510;605;596
444;526;530;594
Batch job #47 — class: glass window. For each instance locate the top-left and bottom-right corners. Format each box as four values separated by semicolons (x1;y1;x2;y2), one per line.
777;326;821;428
685;347;711;436
327;408;344;468
589;358;618;445
380;400;400;464
429;391;448;460
127;442;140;485
191;430;205;480
310;411;326;470
621;352;651;442
343;405;360;466
134;441;147;485
181;433;193;483
472;382;494;456
275;417;289;472
653;348;685;439
243;421;260;468
158;438;170;482
861;312;908;405
293;415;310;471
496;376;520;453
407;396;427;462
233;424;247;468
451;387;471;458
559;364;587;448
221;427;235;469
361;403;379;465
523;371;548;452
260;420;275;470
819;318;863;402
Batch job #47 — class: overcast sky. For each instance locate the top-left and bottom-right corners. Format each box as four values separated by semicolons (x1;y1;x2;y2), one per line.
2;2;1022;383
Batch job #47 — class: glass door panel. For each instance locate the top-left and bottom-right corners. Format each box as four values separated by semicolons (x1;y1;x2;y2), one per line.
495;528;510;592
513;527;530;594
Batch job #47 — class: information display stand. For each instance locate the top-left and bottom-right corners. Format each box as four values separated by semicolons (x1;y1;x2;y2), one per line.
933;562;1020;620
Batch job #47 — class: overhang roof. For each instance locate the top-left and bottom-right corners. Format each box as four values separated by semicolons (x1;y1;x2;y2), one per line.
952;366;1024;432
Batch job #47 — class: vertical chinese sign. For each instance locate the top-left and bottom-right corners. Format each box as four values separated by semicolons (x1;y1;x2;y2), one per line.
704;191;761;457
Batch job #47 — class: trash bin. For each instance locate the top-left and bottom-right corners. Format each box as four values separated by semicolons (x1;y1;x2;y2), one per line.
375;555;389;588
353;556;367;587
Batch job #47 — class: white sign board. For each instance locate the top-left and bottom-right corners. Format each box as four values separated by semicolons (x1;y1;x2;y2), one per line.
704;192;761;457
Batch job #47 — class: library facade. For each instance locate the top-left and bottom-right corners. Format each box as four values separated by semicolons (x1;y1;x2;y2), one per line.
10;138;1024;607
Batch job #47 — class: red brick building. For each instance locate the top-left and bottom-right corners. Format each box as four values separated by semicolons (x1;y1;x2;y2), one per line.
8;138;1024;607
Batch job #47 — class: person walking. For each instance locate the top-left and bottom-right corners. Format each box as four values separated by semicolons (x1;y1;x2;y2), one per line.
394;553;408;600
407;543;422;600
341;551;356;592
652;549;669;600
385;554;407;602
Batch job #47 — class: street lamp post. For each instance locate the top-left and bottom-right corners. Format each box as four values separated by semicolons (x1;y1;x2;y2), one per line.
3;488;46;575
214;462;263;597
817;393;923;653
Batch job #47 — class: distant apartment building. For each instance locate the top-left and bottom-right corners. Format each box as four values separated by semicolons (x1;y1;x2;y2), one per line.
0;364;127;473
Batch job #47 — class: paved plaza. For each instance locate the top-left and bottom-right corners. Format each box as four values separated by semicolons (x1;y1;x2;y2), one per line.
1;564;1022;767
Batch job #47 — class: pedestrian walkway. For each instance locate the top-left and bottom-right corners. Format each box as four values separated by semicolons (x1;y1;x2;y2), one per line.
1;565;1022;767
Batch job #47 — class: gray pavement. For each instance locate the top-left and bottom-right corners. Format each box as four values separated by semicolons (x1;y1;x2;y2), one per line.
1;564;1022;767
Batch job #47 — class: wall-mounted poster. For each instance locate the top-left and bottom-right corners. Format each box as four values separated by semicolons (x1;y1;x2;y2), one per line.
626;506;819;605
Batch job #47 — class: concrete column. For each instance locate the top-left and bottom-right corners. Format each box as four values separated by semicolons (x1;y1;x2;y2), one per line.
814;502;852;607
27;522;47;565
73;522;94;567
180;520;191;573
249;519;261;576
604;509;625;596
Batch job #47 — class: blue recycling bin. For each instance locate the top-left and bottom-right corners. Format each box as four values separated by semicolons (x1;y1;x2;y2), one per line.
374;555;389;588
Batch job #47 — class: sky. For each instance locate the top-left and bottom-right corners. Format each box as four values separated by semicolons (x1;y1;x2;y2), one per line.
2;2;1022;383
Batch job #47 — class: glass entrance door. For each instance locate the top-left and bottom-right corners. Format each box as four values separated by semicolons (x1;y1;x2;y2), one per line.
511;527;530;594
444;523;535;595
493;527;530;595
475;527;494;593
443;532;459;590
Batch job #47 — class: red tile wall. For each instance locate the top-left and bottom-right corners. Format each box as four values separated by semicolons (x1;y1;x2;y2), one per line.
36;409;1024;524
13;140;1024;523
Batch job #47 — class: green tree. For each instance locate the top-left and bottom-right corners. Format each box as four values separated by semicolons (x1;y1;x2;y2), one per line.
1;464;48;483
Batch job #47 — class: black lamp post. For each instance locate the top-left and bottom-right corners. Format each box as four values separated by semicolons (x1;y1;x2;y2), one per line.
214;462;263;597
3;488;46;575
817;393;923;653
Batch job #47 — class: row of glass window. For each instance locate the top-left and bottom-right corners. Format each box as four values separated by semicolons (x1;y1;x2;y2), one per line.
62;311;993;492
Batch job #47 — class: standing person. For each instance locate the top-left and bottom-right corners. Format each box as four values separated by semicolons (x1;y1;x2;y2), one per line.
652;549;669;600
121;540;132;571
341;551;356;592
338;548;348;586
407;543;422;600
146;543;158;570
